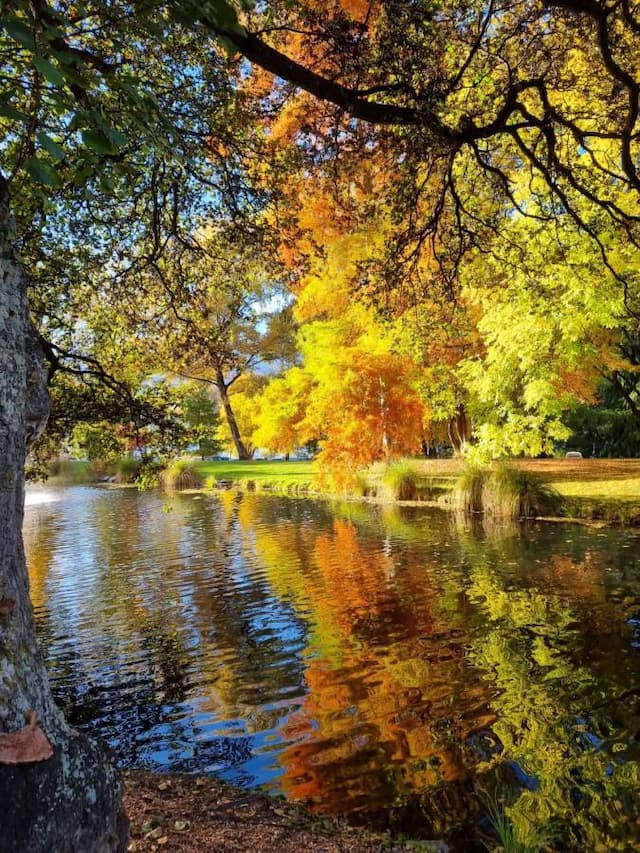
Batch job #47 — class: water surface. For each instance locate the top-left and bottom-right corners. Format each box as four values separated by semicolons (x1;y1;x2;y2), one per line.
24;486;640;849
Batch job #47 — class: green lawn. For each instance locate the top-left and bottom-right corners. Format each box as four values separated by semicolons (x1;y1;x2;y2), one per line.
194;458;318;490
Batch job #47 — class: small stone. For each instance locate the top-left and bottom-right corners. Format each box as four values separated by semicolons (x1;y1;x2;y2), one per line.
174;820;189;831
127;843;138;853
157;837;169;846
158;780;171;791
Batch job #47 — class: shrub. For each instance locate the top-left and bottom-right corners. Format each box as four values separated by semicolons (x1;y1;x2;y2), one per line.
161;458;204;490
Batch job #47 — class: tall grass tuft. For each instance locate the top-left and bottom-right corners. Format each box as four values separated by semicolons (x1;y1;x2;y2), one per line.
114;456;142;484
454;464;561;519
482;792;555;852
382;461;419;501
161;458;204;490
452;465;485;514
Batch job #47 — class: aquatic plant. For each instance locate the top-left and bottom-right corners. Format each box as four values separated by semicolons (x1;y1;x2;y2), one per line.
481;789;558;853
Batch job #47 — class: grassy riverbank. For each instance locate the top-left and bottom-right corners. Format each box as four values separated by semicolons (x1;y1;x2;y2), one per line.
43;456;640;524
193;457;640;524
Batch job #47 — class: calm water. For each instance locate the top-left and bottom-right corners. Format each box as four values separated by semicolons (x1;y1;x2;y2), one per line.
23;486;640;849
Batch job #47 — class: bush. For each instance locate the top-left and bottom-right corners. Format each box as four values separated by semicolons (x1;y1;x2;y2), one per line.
161;458;204;490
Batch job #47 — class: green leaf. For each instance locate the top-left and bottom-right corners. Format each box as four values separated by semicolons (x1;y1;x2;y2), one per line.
1;18;35;51
81;129;115;154
33;56;65;87
36;132;66;161
0;102;29;123
25;157;61;186
106;128;127;150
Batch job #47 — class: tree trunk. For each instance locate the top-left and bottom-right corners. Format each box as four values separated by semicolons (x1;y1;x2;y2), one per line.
215;370;250;460
448;404;471;455
0;179;127;852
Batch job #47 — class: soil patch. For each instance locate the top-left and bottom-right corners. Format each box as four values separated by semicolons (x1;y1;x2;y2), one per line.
124;771;444;852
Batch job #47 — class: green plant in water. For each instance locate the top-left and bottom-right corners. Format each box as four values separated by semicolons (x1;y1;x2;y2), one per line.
482;795;551;853
161;457;204;490
382;461;418;500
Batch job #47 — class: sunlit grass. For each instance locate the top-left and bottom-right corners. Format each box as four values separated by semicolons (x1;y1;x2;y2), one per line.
548;477;640;501
194;459;319;492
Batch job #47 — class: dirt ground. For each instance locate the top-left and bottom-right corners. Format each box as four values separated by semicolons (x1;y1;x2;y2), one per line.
124;771;448;853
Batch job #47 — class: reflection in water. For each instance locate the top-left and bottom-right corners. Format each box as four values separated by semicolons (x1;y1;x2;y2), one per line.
24;486;640;849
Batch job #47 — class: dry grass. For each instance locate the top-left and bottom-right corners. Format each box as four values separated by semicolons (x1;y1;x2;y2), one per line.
512;458;640;485
390;458;640;523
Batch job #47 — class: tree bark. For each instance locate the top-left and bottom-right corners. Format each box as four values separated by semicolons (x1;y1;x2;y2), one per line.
0;179;128;852
448;404;471;455
215;368;250;460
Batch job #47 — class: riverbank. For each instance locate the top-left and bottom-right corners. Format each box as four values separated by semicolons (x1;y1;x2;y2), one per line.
124;771;441;852
193;457;640;525
45;456;640;525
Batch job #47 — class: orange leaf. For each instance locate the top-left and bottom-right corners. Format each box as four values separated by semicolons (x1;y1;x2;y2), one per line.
0;711;53;764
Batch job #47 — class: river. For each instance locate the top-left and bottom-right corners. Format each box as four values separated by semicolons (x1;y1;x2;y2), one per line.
23;485;640;849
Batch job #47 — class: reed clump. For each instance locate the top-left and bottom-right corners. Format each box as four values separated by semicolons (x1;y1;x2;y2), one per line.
161;458;204;490
114;456;142;484
381;461;419;501
454;464;561;520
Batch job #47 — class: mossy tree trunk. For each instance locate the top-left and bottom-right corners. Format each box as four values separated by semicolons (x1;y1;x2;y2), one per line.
0;178;127;852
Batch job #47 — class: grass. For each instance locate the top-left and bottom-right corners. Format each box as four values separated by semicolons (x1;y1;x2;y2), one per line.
194;459;319;493
482;794;551;853
381;461;419;500
401;457;640;523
